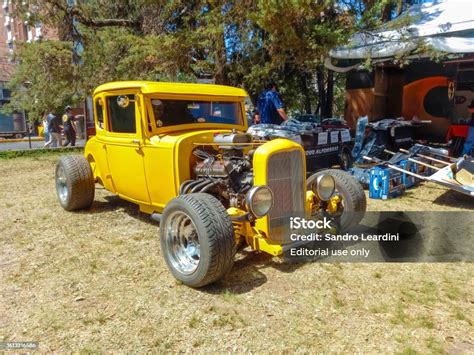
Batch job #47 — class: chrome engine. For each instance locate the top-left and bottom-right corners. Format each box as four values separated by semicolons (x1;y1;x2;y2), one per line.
179;147;254;210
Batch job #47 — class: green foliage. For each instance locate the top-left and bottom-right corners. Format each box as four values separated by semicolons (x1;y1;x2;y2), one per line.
5;40;77;120
77;28;198;92
6;0;415;118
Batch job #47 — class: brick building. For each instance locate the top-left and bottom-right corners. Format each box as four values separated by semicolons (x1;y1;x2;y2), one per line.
0;0;58;135
0;0;56;88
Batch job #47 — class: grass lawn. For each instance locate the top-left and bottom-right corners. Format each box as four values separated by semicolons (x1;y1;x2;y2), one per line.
1;154;473;352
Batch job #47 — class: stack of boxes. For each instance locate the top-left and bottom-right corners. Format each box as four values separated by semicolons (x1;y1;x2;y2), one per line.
369;166;405;199
369;159;432;199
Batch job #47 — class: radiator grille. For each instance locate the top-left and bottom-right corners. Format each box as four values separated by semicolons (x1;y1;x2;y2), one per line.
266;150;305;243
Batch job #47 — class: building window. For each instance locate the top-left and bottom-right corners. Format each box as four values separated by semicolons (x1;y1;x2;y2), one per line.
26;25;33;42
34;22;42;40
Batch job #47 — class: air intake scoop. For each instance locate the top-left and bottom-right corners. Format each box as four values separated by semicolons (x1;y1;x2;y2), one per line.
213;133;252;145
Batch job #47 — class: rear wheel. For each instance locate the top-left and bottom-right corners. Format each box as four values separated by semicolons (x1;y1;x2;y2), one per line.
308;169;366;230
55;156;95;211
339;145;353;170
160;193;235;287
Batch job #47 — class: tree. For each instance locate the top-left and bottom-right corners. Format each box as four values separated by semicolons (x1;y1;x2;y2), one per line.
6;40;77;119
6;0;410;120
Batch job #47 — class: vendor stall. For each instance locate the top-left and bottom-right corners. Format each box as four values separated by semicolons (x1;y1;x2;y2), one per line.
327;0;474;142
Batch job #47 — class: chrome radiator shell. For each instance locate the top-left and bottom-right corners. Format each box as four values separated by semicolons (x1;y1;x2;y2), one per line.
266;150;305;243
253;139;306;244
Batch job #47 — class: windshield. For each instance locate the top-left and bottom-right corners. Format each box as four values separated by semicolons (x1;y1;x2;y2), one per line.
150;98;243;128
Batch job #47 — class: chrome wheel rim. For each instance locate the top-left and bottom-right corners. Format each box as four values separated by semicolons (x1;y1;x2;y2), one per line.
164;211;200;275
56;166;68;204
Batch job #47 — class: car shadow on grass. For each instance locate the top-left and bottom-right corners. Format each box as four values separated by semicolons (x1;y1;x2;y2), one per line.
79;194;158;224
433;190;474;209
202;250;306;295
79;193;316;294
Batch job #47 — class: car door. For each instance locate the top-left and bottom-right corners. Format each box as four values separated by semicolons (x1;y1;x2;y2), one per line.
103;92;150;204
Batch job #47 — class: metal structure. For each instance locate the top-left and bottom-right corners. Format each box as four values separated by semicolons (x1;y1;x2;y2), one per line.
364;145;474;197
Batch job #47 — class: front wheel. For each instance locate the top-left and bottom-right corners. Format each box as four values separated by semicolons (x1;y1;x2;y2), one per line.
308;169;366;230
160;193;235;288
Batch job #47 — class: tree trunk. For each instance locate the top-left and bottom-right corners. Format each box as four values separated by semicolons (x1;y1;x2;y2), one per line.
325;70;334;118
213;15;229;85
382;3;392;22
316;66;326;117
300;73;312;114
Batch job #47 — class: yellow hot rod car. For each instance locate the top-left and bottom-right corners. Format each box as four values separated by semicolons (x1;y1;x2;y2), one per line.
55;81;366;287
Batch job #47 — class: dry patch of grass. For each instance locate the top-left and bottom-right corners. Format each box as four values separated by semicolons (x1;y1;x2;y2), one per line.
1;156;473;352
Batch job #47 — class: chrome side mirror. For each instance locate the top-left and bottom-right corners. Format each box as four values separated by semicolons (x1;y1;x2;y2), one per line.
117;95;130;108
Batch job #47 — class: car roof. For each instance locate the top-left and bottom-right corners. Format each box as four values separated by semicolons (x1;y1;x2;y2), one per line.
93;81;248;97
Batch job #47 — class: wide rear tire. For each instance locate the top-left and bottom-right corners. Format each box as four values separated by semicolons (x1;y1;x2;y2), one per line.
55;155;95;211
160;193;235;288
308;169;366;230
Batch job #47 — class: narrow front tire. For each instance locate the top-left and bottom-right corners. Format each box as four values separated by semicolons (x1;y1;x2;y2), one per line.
308;169;366;230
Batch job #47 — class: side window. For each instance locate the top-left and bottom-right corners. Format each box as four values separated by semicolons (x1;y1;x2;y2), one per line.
95;98;104;129
107;94;136;133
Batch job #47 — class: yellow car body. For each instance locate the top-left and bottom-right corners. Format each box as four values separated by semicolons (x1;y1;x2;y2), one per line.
83;81;316;256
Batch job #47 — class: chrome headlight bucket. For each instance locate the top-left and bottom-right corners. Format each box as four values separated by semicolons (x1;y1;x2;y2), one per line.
312;174;336;201
245;185;274;218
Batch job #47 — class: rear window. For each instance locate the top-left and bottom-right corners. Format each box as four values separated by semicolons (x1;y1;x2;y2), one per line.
95;98;104;129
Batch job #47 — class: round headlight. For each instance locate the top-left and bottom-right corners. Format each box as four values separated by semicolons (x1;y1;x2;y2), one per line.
312;174;336;201
245;186;274;218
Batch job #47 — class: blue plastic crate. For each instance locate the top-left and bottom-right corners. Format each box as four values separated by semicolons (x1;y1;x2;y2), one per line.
369;166;405;199
399;159;435;188
415;159;434;177
399;159;419;188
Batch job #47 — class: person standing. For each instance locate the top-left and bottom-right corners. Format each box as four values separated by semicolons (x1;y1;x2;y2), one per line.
42;113;49;144
44;111;62;148
252;108;260;125
461;100;474;156
257;81;288;125
62;106;76;147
